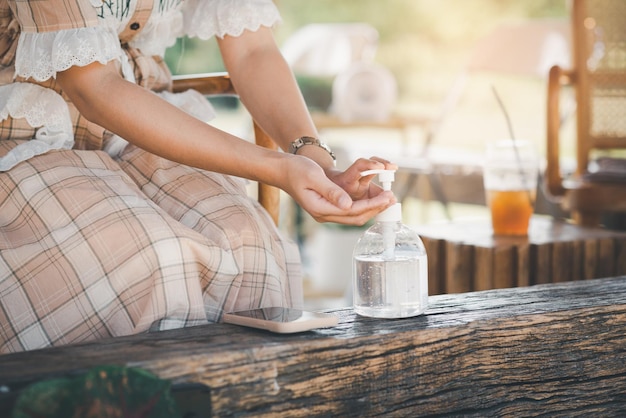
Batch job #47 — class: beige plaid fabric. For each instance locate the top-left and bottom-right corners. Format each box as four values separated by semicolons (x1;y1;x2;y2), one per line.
0;141;302;353
0;0;303;353
7;0;99;32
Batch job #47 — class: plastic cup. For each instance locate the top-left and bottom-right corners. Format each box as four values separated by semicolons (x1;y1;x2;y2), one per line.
483;139;539;236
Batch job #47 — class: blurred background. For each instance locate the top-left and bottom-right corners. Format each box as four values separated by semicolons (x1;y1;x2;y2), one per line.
164;0;575;307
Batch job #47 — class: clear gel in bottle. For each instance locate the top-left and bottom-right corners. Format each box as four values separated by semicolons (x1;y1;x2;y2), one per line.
352;169;428;318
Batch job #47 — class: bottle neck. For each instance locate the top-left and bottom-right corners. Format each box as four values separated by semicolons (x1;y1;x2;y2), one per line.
375;202;402;223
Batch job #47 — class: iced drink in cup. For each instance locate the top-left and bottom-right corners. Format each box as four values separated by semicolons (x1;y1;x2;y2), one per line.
483;139;539;236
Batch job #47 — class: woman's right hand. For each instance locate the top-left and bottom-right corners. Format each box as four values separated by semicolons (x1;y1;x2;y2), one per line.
280;155;396;225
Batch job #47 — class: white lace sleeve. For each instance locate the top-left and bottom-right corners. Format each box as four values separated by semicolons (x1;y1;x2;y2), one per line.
182;0;282;40
0;83;74;171
14;26;122;82
129;10;184;58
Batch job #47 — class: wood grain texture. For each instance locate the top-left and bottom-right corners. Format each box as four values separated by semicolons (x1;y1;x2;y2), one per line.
416;217;626;294
252;122;280;225
171;73;236;96
1;277;626;416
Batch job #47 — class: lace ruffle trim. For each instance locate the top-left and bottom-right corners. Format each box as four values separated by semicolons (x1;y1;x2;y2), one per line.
15;27;121;82
130;10;184;58
0;83;74;171
183;0;282;40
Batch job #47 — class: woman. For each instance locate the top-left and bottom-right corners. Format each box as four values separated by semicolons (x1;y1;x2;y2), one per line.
0;0;396;353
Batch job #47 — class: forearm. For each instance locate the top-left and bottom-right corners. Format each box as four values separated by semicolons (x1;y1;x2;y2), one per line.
57;61;290;188
55;60;381;225
217;28;337;172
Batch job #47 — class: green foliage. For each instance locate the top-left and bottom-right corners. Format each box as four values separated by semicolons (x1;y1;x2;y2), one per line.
294;75;334;111
164;37;224;76
12;365;181;418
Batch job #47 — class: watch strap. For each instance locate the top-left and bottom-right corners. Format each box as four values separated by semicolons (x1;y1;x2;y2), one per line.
289;136;337;164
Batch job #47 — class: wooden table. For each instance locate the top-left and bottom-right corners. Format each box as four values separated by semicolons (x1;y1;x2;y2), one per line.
1;277;626;417
415;216;626;295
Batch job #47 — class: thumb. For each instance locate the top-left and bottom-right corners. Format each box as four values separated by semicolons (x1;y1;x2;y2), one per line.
324;184;352;210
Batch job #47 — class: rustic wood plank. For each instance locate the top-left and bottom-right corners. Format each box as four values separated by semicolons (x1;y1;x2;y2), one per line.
532;241;552;285
571;239;584;282
552;240;574;282
597;238;616;277
473;246;493;291
616;238;626;275
445;241;472;293
422;237;443;296
1;277;626;416
516;243;530;287
583;238;599;279
415;217;626;290
492;244;515;289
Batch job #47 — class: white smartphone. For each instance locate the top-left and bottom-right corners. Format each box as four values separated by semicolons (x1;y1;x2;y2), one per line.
221;307;338;334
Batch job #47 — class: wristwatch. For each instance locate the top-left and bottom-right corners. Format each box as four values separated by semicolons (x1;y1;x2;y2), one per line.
289;136;336;164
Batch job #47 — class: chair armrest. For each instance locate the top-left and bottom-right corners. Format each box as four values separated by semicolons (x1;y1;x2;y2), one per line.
545;65;572;197
172;72;236;96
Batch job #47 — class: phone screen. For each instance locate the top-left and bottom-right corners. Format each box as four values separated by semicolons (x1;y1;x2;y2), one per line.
222;307;338;333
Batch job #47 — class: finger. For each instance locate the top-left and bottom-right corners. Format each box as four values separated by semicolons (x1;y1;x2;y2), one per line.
321;207;388;225
350;157;386;174
351;190;397;213
320;183;353;210
369;156;398;171
356;158;398;181
314;191;396;225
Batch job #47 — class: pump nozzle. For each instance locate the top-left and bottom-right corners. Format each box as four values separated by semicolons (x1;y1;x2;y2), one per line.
360;168;402;225
360;169;396;191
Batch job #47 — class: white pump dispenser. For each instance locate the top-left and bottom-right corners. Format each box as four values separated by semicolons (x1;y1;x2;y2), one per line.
361;169;402;224
360;169;401;259
352;169;428;318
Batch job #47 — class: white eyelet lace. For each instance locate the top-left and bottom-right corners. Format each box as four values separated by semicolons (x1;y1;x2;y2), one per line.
2;0;282;170
15;27;121;82
183;0;282;40
0;83;74;171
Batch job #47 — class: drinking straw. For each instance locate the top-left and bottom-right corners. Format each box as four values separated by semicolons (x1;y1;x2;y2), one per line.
490;85;533;204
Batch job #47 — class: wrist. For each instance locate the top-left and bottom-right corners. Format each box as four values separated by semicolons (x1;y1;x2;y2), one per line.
289;136;336;167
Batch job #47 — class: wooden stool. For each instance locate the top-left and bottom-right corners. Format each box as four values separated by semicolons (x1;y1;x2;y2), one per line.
415;216;626;295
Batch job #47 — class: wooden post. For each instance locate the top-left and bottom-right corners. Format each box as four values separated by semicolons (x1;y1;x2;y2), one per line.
415;217;626;294
253;122;280;225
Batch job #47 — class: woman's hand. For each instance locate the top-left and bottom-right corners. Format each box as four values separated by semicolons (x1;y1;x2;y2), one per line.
280;155;397;225
326;156;398;200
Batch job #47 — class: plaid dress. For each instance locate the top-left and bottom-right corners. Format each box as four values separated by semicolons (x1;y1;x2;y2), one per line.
0;0;303;353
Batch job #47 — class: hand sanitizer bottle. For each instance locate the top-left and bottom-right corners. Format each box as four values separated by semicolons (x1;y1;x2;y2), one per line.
352;169;428;318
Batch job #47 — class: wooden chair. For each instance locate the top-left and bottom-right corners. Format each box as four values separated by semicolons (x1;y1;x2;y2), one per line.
545;0;626;226
171;72;280;225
